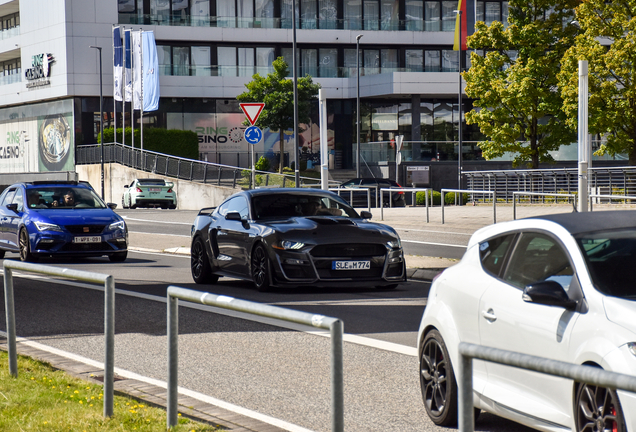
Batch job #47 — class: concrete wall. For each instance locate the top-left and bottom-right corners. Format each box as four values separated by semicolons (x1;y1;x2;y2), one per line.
76;163;240;210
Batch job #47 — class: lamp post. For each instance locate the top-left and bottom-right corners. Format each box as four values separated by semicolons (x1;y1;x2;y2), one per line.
292;0;300;187
90;45;105;201
454;9;463;205
356;34;363;178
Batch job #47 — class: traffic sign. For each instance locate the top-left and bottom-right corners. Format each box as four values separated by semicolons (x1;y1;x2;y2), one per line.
239;103;265;126
244;125;262;145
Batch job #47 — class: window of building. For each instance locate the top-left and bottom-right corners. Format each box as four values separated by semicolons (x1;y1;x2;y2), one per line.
319;48;338;77
364;49;380;75
406;49;423;72
301;0;317;29
238;47;255;76
364;0;379;30
381;49;398;71
191;0;211;26
441;1;456;31
257;47;276;74
191;46;211;76
381;0;399;30
344;0;362;30
157;45;172;75
405;1;424;31
441;49;458;72
302;49;318;77
319;0;338;29
256;0;276;27
477;1;509;27
424;1;441;31
172;46;191;76
425;50;441;72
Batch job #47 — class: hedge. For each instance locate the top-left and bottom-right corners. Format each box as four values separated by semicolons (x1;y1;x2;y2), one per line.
99;127;199;160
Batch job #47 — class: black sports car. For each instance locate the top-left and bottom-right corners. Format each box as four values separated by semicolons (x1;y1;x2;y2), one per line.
190;188;406;291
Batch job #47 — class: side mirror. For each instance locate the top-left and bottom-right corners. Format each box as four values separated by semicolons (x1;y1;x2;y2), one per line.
523;281;578;310
360;211;372;219
225;211;243;221
6;203;18;213
123;184;129;188
107;203;118;210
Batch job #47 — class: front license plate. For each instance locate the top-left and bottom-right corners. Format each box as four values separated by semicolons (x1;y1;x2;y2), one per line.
332;260;370;270
73;236;102;244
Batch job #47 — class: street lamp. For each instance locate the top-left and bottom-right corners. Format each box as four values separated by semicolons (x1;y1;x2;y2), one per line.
356;34;363;178
453;9;463;205
89;45;105;201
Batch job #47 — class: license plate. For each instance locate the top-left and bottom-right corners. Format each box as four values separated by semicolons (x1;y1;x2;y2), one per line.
148;188;161;192
332;260;370;270
73;236;101;243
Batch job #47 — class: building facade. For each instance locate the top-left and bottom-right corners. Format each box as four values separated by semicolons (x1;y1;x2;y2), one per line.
0;0;512;176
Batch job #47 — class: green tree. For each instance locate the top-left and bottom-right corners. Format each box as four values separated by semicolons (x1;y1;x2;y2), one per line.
558;1;636;165
463;0;579;168
237;57;321;174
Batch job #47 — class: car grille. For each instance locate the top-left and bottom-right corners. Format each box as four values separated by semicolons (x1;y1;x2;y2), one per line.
310;243;386;258
59;242;114;252
65;225;106;234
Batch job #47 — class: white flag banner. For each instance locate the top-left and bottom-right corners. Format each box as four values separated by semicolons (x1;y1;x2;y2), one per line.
132;30;142;110
113;26;123;102
124;29;132;102
142;31;160;111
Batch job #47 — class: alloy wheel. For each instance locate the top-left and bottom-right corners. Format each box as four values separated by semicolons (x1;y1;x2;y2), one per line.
576;383;625;432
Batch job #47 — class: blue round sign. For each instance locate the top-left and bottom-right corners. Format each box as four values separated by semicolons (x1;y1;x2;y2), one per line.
244;125;263;145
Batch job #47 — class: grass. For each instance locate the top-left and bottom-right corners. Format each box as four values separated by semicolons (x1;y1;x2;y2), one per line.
0;350;219;431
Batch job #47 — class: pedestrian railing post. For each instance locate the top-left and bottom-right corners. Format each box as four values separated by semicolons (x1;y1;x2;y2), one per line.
167;294;179;428
3;265;17;377
103;275;115;418
458;350;474;432
331;319;344;432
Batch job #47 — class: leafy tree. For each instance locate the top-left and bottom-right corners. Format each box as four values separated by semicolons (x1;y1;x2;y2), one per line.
558;0;636;165
463;0;579;168
237;57;321;174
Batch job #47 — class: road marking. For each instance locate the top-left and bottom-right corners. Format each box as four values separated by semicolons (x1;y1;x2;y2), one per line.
0;330;314;432
394;227;472;236
402;239;466;248
122;216;192;225
128;230;190;238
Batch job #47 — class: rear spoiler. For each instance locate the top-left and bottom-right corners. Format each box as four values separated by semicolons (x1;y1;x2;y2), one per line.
166;182;174;188
198;206;216;216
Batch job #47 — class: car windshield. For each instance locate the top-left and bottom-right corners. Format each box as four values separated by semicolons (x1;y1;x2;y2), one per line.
577;229;636;299
26;187;107;209
252;193;359;220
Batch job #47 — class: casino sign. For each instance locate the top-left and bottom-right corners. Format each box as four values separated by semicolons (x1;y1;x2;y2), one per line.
25;53;55;88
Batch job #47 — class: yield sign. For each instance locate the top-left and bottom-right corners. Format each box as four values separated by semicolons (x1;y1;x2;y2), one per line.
239;103;265;126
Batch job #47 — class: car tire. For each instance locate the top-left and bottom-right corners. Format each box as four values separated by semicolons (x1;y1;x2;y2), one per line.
19;229;37;262
420;329;458;426
251;244;271;292
575;381;626;432
169;204;176;209
109;251;127;262
191;236;218;284
122;196;128;209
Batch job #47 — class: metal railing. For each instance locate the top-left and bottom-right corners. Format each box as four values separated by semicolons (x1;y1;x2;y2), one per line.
466;166;636;202
330;187;374;210
2;261;116;418
76;142;323;189
512;192;577;220
457;342;636;432
166;286;344;431
589;194;636;211
441;189;496;224
380;188;431;222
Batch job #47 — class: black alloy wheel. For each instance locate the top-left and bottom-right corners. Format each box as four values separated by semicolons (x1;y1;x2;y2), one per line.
191;237;218;284
575;382;626;432
19;229;37;262
420;330;458;426
251;244;271;292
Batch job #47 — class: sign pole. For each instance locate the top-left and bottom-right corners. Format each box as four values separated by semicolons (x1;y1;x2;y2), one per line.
239;103;266;190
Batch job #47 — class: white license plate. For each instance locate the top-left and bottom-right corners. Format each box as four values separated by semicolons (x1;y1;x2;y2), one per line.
73;236;102;244
148;188;161;192
332;260;370;270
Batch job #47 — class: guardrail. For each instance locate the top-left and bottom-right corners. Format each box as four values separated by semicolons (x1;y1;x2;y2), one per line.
166;286;344;431
441;189;496;224
589;194;636;211
457;342;636;432
2;261;116;417
379;188;432;222
329;187;374;211
512;192;576;220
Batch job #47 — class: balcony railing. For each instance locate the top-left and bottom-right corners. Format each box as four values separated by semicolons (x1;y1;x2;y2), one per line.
0;73;21;86
0;25;19;41
119;13;456;31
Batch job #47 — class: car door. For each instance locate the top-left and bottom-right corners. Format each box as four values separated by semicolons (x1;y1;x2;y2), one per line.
214;196;253;275
3;187;23;250
0;187;16;248
478;231;579;427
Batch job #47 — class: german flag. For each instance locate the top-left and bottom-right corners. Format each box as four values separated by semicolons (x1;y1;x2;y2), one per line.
454;0;476;51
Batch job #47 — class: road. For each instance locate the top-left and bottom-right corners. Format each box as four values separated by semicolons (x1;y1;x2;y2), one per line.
0;209;534;432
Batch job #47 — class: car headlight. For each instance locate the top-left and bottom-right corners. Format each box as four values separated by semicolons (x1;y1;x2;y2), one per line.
387;239;401;249
108;220;126;231
628;342;636;357
34;221;63;232
274;240;305;250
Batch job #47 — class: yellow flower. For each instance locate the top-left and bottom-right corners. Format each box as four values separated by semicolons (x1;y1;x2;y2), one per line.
89;404;93;407
52;386;56;389
31;377;35;380
74;390;79;394
44;421;47;424
79;401;83;404
91;396;95;400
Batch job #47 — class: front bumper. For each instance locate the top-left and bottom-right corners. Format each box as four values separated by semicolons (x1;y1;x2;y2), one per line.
29;226;128;257
269;242;406;287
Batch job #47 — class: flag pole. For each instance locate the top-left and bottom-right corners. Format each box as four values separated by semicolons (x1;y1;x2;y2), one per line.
140;29;144;153
112;25;117;145
122;27;126;148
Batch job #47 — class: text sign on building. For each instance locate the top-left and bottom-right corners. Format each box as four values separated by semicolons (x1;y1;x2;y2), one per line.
406;165;430;185
239;103;265;126
25;53;55;88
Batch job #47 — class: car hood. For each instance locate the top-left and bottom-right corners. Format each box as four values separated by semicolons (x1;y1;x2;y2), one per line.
32;208;122;225
261;216;399;241
603;296;636;335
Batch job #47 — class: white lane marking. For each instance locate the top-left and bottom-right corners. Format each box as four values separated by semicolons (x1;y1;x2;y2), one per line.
394;228;472;236
128;231;190;238
402;239;466;248
0;330;314;432
122;216;192;225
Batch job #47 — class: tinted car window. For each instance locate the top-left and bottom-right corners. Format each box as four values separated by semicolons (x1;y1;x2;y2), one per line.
1;188;16;207
12;187;24;212
503;232;573;290
252;193;359;219
479;234;515;277
227;196;248;219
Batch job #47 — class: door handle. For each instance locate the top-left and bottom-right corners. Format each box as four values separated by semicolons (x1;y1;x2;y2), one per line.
481;308;497;323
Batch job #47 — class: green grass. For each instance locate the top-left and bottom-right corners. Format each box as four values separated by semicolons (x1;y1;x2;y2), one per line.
0;350;219;431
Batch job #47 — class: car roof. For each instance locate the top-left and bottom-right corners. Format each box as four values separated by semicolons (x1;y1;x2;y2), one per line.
526;210;636;235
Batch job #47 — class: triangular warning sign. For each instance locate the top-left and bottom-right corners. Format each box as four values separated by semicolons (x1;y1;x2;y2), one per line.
239;103;265;126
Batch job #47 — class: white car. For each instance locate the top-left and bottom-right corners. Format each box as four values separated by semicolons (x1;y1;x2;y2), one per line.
418;210;636;431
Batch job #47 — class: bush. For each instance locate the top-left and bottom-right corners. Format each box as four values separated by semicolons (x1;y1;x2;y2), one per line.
444;191;470;205
416;190;441;205
100;127;199;160
255;156;271;171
